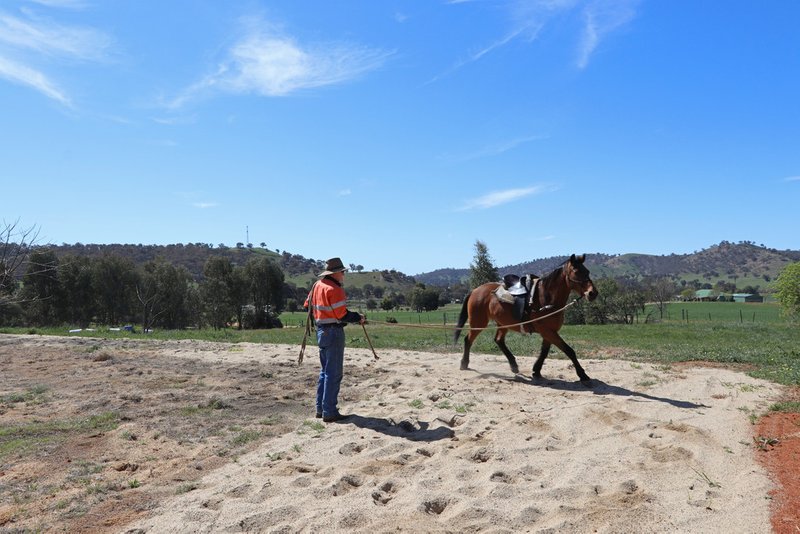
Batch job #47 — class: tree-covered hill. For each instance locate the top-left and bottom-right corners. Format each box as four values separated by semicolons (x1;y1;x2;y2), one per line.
42;243;419;295
415;241;800;294
24;240;800;295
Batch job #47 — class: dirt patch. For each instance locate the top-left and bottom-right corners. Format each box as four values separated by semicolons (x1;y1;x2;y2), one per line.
1;334;797;532
0;334;342;532
755;388;800;534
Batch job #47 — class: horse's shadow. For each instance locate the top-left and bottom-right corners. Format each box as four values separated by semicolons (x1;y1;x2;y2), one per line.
341;414;455;442
506;374;710;410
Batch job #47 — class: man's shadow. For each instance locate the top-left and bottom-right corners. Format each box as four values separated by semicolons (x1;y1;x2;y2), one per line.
340;414;455;442
509;374;710;410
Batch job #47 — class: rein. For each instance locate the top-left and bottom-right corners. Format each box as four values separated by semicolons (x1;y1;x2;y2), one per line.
368;295;583;332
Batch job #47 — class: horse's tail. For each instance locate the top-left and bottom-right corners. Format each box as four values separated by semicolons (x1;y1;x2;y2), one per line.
453;291;472;343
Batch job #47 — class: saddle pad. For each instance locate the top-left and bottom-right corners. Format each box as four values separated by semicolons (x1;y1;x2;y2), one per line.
493;286;516;305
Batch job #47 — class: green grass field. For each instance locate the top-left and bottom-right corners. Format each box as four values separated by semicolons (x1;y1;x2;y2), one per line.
4;302;798;386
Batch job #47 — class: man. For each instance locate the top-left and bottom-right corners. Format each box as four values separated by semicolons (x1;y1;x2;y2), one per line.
304;257;365;423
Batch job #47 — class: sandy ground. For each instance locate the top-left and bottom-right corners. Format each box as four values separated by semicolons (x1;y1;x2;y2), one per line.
0;333;790;533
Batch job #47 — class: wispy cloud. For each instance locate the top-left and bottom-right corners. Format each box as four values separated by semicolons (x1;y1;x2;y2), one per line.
784;176;800;182
0;55;70;105
457;185;555;211
443;134;547;162
0;9;111;60
577;0;638;69
338;189;352;196
427;27;529;84
27;0;89;8
193;202;218;209
0;6;111;105
151;115;198;126
167;16;393;108
434;0;638;81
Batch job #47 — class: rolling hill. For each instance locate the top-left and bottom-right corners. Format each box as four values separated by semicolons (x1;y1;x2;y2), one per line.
34;240;800;295
415;241;800;293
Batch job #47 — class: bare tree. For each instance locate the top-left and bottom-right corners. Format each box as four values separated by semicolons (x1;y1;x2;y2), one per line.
647;276;677;319
1;220;41;305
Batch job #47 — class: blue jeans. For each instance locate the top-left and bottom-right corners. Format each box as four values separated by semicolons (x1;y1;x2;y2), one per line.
316;325;345;417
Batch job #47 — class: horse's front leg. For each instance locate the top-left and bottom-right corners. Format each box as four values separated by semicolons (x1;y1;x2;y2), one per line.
536;328;591;384
532;340;551;378
494;329;519;374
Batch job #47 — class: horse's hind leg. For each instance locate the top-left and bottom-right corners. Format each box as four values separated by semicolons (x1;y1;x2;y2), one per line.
494;330;519;374
460;336;471;370
460;330;480;370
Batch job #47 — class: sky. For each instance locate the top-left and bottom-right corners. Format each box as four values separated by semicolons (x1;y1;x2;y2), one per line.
1;0;798;275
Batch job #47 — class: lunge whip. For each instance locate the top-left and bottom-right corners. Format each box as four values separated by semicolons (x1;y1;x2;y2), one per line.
362;322;379;361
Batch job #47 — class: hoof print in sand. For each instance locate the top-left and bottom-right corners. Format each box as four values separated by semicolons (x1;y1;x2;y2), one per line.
339;442;367;456
372;480;398;505
420;496;451;515
470;447;492;463
331;474;363;496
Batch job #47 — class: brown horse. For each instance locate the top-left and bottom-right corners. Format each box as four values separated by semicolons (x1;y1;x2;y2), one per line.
453;254;598;383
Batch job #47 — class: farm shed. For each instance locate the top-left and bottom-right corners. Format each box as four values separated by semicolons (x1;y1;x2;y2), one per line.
694;289;716;301
732;293;763;303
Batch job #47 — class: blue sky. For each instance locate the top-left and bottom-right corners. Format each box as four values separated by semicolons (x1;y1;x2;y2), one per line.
1;0;798;275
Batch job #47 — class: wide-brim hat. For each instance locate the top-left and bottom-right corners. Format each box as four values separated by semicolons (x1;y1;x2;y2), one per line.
319;257;348;277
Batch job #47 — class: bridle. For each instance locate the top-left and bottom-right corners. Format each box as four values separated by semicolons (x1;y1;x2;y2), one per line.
565;267;594;292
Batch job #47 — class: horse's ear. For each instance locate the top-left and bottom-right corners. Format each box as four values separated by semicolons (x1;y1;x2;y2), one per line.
578;254;585;263
569;253;576;263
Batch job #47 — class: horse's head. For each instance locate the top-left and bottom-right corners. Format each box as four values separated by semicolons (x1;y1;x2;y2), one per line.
566;254;598;302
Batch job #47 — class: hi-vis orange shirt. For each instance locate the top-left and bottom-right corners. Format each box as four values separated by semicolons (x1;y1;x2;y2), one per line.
304;277;360;326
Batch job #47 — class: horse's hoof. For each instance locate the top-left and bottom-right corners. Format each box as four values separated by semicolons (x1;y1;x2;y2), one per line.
580;377;593;388
460;363;469;371
511;365;520;374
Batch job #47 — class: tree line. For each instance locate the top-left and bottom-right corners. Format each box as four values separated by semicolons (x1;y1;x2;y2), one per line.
0;249;290;331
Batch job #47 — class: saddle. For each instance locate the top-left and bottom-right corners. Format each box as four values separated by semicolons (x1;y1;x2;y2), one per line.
494;274;541;322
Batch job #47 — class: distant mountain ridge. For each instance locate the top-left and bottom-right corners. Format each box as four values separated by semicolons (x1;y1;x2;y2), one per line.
414;241;800;292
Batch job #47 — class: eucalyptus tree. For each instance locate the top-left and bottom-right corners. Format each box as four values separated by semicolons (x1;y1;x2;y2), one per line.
244;256;285;328
59;255;95;327
202;256;235;330
20;249;62;326
93;255;137;325
229;265;249;330
136;259;195;330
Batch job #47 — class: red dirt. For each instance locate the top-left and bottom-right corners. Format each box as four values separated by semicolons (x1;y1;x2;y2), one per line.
754;389;800;533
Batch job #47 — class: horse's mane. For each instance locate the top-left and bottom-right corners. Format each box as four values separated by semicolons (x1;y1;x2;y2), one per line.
540;262;566;286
